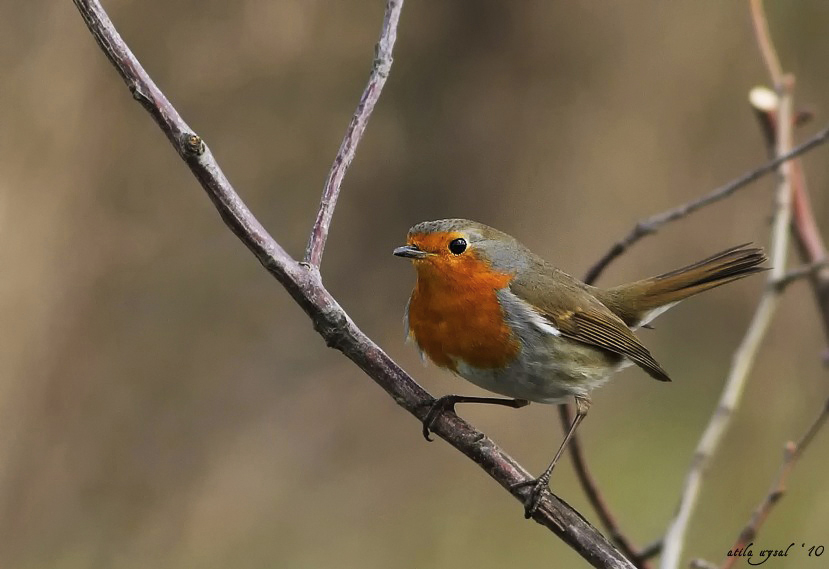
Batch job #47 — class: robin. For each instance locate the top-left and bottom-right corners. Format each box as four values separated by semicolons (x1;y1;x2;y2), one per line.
393;218;767;517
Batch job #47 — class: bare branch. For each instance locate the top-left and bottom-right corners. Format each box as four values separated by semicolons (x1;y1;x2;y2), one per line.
658;63;797;569
773;260;829;292
71;1;635;567
556;139;829;567
510;5;828;565
750;88;829;349
749;0;784;87
791;174;829;354
720;398;829;569
639;539;663;561
568;127;829;564
717;53;829;569
564;35;829;565
558;405;650;568
303;0;402;268
791;173;829;344
791;168;829;270
72;2;299;282
582;124;829;286
690;560;718;569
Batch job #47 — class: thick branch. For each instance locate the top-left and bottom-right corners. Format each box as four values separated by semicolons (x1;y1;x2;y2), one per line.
303;0;402;268
71;1;634;567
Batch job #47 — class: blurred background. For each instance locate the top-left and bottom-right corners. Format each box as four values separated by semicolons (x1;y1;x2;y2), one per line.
1;1;827;568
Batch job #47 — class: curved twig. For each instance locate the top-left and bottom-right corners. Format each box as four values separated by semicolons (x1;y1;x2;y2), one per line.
570;119;829;565
749;0;784;87
658;12;798;562
582;125;829;286
558;405;649;568
720;398;829;569
303;0;400;268
753;88;829;351
70;1;634;567
562;52;829;569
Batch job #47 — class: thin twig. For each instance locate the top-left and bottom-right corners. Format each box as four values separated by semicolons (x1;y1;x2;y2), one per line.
722;69;829;569
71;1;635;567
773;260;829;292
791;168;829;344
549;251;662;568
566;54;829;569
689;560;718;569
303;1;402;268
749;0;784;87
568;128;829;565
582;125;829;286
558;406;649;568
791;166;829;269
658;61;797;569
564;104;829;569
638;539;663;561
791;168;829;354
751;88;829;349
720;398;829;569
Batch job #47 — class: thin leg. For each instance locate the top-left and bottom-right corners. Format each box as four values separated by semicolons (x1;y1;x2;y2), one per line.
514;395;591;518
422;394;530;441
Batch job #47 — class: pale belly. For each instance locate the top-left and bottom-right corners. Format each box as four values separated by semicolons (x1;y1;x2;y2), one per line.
453;337;627;404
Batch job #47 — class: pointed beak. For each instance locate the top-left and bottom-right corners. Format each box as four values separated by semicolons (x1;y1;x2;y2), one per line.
393;245;430;259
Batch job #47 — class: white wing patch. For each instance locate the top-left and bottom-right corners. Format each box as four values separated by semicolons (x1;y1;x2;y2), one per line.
636;301;679;329
530;313;562;336
498;289;562;338
517;296;562;336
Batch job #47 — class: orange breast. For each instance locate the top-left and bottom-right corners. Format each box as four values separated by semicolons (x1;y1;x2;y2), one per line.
407;255;520;371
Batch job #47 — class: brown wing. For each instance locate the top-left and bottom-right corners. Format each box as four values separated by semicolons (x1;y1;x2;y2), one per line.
510;260;671;382
552;306;670;381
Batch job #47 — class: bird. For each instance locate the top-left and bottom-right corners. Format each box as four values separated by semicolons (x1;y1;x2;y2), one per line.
393;218;767;517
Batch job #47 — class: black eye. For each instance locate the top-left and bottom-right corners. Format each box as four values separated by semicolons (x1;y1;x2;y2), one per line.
448;238;467;255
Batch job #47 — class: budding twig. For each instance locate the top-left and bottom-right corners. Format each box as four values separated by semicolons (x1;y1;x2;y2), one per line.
659;2;796;565
751;87;829;350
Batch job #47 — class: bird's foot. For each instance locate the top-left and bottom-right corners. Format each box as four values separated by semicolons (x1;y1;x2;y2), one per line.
512;474;551;519
421;395;459;442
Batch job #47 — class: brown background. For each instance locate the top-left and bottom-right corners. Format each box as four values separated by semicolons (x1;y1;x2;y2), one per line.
1;2;827;568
